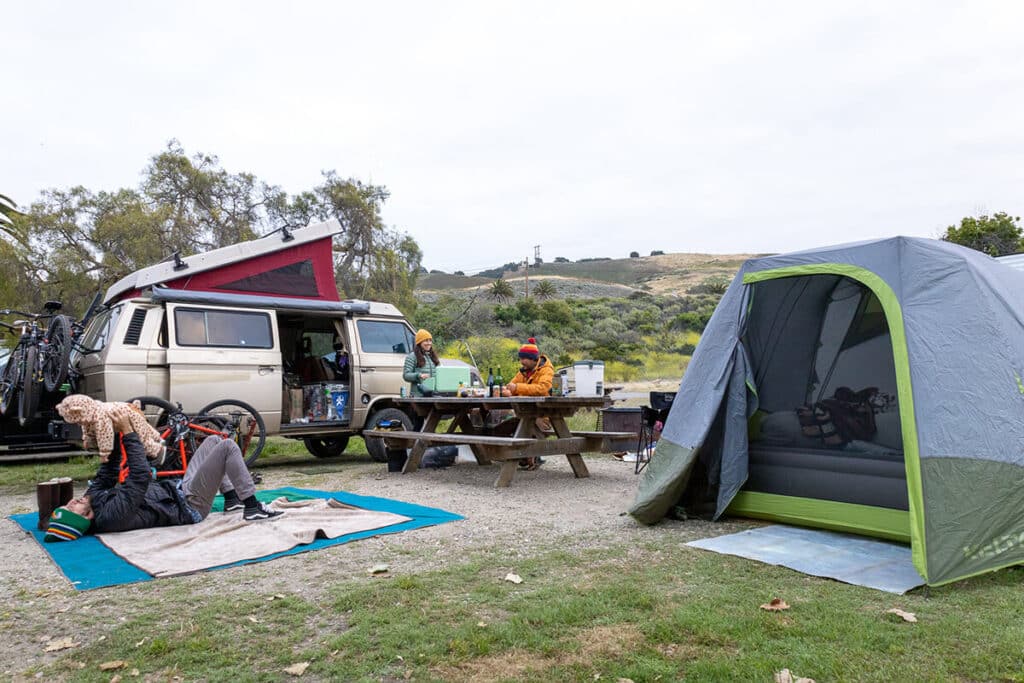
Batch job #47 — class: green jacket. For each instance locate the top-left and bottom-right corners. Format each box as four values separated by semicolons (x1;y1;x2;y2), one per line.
403;352;438;396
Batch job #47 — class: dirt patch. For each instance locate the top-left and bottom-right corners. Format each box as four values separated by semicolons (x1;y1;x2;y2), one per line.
433;622;646;682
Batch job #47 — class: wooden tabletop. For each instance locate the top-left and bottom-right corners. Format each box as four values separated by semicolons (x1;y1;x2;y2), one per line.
393;396;609;408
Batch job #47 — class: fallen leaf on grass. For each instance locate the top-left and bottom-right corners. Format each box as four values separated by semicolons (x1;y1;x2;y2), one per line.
368;564;390;575
266;593;288;601
504;573;523;584
775;668;816;683
284;661;309;676
99;660;126;671
616;678;636;683
886;608;918;623
44;637;79;652
760;598;790;611
134;638;146;648
477;621;487;628
130;669;140;677
110;675;122;683
248;616;259;623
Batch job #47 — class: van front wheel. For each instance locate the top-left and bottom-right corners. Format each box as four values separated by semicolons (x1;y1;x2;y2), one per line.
303;436;349;458
363;407;414;463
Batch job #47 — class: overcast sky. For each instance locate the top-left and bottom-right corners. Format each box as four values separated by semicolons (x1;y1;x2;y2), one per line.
5;2;1024;273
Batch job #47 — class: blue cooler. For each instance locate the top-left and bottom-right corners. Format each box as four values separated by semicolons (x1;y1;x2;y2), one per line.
330;390;348;419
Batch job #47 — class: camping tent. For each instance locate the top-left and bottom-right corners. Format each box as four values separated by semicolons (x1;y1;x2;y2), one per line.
630;237;1024;585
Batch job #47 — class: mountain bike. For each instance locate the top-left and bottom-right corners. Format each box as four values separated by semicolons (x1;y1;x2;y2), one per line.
128;397;267;478
0;302;73;426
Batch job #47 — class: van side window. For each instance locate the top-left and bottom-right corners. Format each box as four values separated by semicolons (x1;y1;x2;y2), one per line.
357;321;414;354
173;308;273;348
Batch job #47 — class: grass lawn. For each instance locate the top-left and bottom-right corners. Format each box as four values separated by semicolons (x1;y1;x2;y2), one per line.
4;424;1024;681
10;540;1024;682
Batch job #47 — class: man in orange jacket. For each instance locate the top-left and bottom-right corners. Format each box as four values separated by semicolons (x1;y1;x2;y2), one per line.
501;338;554;470
501;338;554;396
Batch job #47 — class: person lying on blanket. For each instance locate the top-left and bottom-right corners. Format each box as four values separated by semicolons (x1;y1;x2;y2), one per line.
44;411;282;542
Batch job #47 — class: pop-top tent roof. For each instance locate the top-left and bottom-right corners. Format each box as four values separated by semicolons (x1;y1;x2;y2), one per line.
104;219;342;305
630;236;1024;586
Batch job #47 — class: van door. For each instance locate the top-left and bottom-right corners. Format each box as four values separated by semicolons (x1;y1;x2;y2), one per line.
349;318;414;414
166;303;282;432
74;303;127;401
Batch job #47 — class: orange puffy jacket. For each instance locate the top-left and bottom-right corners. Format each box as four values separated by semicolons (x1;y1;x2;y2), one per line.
509;355;554;396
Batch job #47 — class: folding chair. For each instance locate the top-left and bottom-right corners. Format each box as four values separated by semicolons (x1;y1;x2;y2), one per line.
635;406;659;473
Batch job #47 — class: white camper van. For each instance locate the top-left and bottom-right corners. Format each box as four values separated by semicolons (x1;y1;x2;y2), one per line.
71;220;424;462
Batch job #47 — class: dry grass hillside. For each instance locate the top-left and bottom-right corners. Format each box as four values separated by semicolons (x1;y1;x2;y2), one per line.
417;252;762;300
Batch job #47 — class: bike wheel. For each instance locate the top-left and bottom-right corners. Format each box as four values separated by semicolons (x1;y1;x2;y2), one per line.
18;346;39;426
197;399;267;467
0;349;20;416
43;315;73;393
128;396;186;473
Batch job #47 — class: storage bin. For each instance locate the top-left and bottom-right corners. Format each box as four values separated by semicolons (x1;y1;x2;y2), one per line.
600;407;643;437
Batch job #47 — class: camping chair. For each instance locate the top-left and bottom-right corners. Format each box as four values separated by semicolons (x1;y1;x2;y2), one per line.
636;405;669;474
635;391;675;473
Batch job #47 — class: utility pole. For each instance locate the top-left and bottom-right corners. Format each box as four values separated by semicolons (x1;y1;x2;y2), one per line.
524;257;529;298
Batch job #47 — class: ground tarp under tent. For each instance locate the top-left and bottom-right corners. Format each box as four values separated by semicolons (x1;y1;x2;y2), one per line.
630;236;1024;586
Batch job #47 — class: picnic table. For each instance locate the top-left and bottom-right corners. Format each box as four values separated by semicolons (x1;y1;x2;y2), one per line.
365;396;636;487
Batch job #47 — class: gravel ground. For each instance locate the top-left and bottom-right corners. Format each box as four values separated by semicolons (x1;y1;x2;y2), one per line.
0;453;748;678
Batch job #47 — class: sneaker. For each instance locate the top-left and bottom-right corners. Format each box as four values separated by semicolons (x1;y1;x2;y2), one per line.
223;498;245;512
243;502;284;521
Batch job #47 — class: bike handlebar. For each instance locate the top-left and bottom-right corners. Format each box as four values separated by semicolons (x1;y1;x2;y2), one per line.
0;309;51;320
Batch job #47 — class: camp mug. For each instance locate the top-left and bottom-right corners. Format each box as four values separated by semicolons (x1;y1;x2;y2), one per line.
37;477;74;530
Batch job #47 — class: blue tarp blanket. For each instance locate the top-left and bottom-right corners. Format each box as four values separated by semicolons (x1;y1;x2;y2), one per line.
686;525;925;594
10;487;463;591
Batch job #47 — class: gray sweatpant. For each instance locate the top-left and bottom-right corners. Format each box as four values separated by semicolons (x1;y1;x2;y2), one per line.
181;436;257;519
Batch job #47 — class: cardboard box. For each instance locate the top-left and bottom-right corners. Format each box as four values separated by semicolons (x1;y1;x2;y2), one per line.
289;388;304;421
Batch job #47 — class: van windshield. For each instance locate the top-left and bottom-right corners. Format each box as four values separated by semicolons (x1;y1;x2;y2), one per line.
78;305;123;356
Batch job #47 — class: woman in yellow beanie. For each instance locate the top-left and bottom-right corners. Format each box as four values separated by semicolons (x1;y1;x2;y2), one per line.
403;329;439;397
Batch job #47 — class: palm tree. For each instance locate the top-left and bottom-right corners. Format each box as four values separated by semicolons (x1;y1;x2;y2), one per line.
0;194;27;244
533;280;557;300
489;278;515;303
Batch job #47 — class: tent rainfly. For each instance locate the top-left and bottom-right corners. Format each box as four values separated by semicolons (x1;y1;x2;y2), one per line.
630;237;1024;586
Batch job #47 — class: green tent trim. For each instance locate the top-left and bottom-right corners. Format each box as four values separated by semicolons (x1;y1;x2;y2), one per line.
743;264;927;580
726;491;910;542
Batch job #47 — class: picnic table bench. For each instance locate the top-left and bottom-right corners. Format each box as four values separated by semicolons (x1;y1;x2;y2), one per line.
364;396;631;487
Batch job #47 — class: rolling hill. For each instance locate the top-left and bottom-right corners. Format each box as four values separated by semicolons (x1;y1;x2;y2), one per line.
416;252;762;300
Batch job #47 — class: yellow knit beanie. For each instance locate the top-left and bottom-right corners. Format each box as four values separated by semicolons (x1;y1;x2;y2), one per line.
415;329;432;346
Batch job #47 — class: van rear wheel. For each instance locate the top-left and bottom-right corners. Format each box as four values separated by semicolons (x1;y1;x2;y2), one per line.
303;436;349;458
363;407;414;463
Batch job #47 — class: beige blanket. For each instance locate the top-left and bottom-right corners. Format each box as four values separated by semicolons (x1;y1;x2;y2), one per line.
97;498;411;577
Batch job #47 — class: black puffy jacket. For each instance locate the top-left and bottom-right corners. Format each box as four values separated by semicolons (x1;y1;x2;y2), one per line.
86;433;194;533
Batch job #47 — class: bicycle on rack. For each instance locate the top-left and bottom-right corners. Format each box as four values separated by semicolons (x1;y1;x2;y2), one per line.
125;397;267;479
0;302;74;426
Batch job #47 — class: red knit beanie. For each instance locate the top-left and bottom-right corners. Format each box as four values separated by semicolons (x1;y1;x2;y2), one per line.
518;337;540;360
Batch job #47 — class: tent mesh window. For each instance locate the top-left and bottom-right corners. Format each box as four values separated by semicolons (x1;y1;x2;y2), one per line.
214;259;320;297
742;275;907;510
